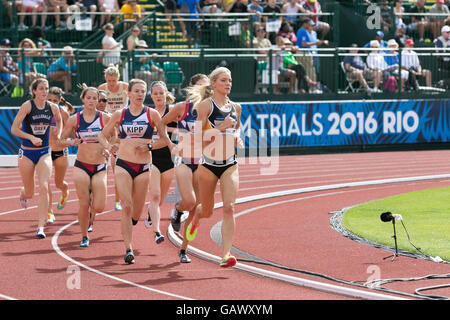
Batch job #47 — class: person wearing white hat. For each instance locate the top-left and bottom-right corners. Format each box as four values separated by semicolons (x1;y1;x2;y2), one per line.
134;40;166;90
384;39;409;91
435;24;450;88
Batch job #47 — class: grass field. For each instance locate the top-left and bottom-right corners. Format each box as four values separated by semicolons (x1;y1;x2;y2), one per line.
342;186;450;262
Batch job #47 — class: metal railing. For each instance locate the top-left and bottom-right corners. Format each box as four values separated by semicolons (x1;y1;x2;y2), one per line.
0;46;448;98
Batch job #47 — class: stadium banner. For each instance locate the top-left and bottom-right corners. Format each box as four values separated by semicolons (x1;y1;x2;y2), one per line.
239;99;450;149
1;99;449;165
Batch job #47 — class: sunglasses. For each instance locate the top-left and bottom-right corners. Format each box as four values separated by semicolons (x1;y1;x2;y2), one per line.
99;98;107;103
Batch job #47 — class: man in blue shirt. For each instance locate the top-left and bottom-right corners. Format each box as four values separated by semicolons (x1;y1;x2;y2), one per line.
177;0;201;48
364;31;388;48
47;46;77;94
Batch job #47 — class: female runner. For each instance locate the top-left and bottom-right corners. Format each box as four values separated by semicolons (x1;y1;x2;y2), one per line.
184;67;242;268
99;79;170;264
10;78;62;239
46;87;74;224
98;64;128;211
144;81;177;245
59;86;111;247
159;73;209;263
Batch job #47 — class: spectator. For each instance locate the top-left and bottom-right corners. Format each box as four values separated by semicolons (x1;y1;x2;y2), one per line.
276;21;297;46
126;25;141;52
263;0;282;43
47;46;76;93
75;0;105;27
383;39;409;91
0;38;20;85
435;25;450;88
306;20;327;78
17;38;46;87
406;0;433;43
100;23;122;67
394;21;409;48
18;0;48;30
2;0;23;25
401;38;432;88
253;26;272;61
379;0;392;32
364;30;388;48
281;0;306;28
46;0;69;29
301;0;329;40
296;17;327;81
272;36;296;94
284;44;318;93
343;43;382;92
166;0;181;33
429;0;450;40
247;0;263;25
134;40;165;89
31;26;53;62
177;0;201;48
120;0;144;28
101;0;120;24
366;40;388;75
393;0;405;28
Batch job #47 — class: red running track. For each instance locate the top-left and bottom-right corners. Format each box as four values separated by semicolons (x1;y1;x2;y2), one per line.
0;150;449;301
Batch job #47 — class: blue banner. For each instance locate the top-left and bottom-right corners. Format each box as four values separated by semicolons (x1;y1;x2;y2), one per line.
1;99;450;156
239;99;450;148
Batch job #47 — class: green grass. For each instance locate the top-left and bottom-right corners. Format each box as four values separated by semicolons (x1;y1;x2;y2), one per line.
342;186;450;262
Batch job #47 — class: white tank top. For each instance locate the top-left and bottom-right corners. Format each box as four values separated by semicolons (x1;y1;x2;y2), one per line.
105;82;128;114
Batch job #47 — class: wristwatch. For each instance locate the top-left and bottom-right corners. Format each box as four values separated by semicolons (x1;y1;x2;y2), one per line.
147;143;153;151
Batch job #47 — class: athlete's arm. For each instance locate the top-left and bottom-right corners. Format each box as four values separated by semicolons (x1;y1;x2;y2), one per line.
58;114;80;148
99;109;121;154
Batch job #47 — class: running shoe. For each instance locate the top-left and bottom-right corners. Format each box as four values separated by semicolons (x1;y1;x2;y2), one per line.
179;251;191;263
45;212;55;224
80;236;89;247
154;232;165;244
185;223;199;242
170;207;182;232
56;190;69;210
115;201;122;211
220;253;237;268
88;224;93;233
36;229;46;239
19;198;28;209
144;205;152;228
124;249;135;264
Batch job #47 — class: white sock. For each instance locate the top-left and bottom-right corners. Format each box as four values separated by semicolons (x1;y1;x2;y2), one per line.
37;227;44;234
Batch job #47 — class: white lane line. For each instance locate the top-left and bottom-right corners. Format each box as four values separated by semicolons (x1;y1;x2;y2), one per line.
0;293;18;300
51;209;195;301
168;174;450;300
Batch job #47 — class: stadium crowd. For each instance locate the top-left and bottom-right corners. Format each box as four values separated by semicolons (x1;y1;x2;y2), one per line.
0;0;449;95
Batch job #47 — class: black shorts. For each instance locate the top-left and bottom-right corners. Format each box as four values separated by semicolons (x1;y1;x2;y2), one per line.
51;148;68;162
74;159;107;178
116;158;150;179
200;155;237;179
179;157;199;173
152;157;174;174
151;147;174;174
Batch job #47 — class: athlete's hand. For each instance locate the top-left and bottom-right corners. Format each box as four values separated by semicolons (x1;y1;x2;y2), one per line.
30;137;42;146
102;148;111;159
135;143;149;154
222;115;236;131
71;138;81;146
109;143;119;154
